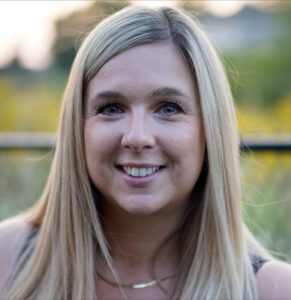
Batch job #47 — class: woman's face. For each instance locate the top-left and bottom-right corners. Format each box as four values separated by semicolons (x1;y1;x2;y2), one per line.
84;42;205;217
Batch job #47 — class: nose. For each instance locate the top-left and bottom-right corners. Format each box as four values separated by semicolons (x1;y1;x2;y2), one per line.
121;111;155;152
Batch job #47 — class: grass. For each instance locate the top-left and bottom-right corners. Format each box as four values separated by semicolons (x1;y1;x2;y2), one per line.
0;150;52;220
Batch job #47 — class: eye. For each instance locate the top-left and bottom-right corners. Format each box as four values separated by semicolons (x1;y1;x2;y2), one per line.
157;101;183;116
97;103;124;115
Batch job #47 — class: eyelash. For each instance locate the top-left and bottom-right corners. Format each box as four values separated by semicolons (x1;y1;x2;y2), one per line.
95;100;184;116
96;103;123;115
157;101;184;115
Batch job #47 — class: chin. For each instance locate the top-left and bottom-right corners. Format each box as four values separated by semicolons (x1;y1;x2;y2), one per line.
117;196;167;216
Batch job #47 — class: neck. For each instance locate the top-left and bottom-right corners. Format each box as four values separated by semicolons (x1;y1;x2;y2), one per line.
99;202;184;281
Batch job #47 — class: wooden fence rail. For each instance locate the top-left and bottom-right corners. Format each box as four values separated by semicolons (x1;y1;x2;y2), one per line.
0;132;291;152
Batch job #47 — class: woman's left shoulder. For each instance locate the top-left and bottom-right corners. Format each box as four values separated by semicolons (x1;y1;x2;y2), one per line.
256;260;291;299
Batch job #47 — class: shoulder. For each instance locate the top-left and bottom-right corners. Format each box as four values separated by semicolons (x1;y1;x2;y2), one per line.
0;217;31;289
256;260;291;300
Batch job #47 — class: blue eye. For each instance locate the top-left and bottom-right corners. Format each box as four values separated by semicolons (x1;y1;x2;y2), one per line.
158;101;183;115
98;104;123;115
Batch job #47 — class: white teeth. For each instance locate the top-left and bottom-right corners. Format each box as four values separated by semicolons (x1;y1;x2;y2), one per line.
132;168;139;177
122;166;160;177
139;168;147;177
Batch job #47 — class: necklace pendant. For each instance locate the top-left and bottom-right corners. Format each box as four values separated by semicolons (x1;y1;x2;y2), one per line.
97;270;176;289
132;280;157;289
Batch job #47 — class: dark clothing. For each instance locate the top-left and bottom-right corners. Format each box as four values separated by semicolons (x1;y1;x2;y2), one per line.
251;254;268;274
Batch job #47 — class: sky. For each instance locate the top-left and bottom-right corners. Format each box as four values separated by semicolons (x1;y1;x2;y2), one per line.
0;1;249;70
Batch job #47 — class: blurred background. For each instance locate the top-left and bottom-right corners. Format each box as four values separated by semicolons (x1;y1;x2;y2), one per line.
0;1;290;260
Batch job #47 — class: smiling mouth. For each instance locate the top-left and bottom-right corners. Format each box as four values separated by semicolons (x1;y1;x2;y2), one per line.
116;165;164;178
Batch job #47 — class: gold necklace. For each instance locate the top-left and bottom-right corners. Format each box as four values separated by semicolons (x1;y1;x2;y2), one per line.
97;271;176;289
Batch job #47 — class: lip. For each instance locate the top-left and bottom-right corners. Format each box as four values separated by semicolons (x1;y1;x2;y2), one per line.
116;163;163;168
116;165;165;187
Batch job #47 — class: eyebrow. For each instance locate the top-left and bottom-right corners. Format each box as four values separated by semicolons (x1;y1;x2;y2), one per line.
88;87;189;107
89;91;126;103
87;91;126;110
150;87;188;98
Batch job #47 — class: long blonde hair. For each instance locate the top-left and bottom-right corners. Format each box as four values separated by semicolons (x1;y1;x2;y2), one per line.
3;5;268;300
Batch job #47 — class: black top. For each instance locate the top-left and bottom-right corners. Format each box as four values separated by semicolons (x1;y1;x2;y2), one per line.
18;227;267;274
251;254;268;274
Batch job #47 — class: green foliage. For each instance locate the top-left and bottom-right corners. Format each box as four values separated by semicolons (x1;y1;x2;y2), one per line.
223;6;291;107
225;47;291;107
0;75;62;132
242;152;291;260
237;95;291;134
0;151;52;220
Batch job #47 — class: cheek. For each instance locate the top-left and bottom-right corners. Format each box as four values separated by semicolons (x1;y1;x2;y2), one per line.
161;122;205;183
84;121;121;166
160;121;205;161
186;125;206;174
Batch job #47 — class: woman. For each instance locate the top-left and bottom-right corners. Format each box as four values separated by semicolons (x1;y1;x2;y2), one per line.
0;5;291;300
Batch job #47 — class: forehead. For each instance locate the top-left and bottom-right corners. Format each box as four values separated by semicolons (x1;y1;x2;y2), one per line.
86;42;197;101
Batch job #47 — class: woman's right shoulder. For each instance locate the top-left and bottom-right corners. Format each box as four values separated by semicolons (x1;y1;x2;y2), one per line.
0;217;32;289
